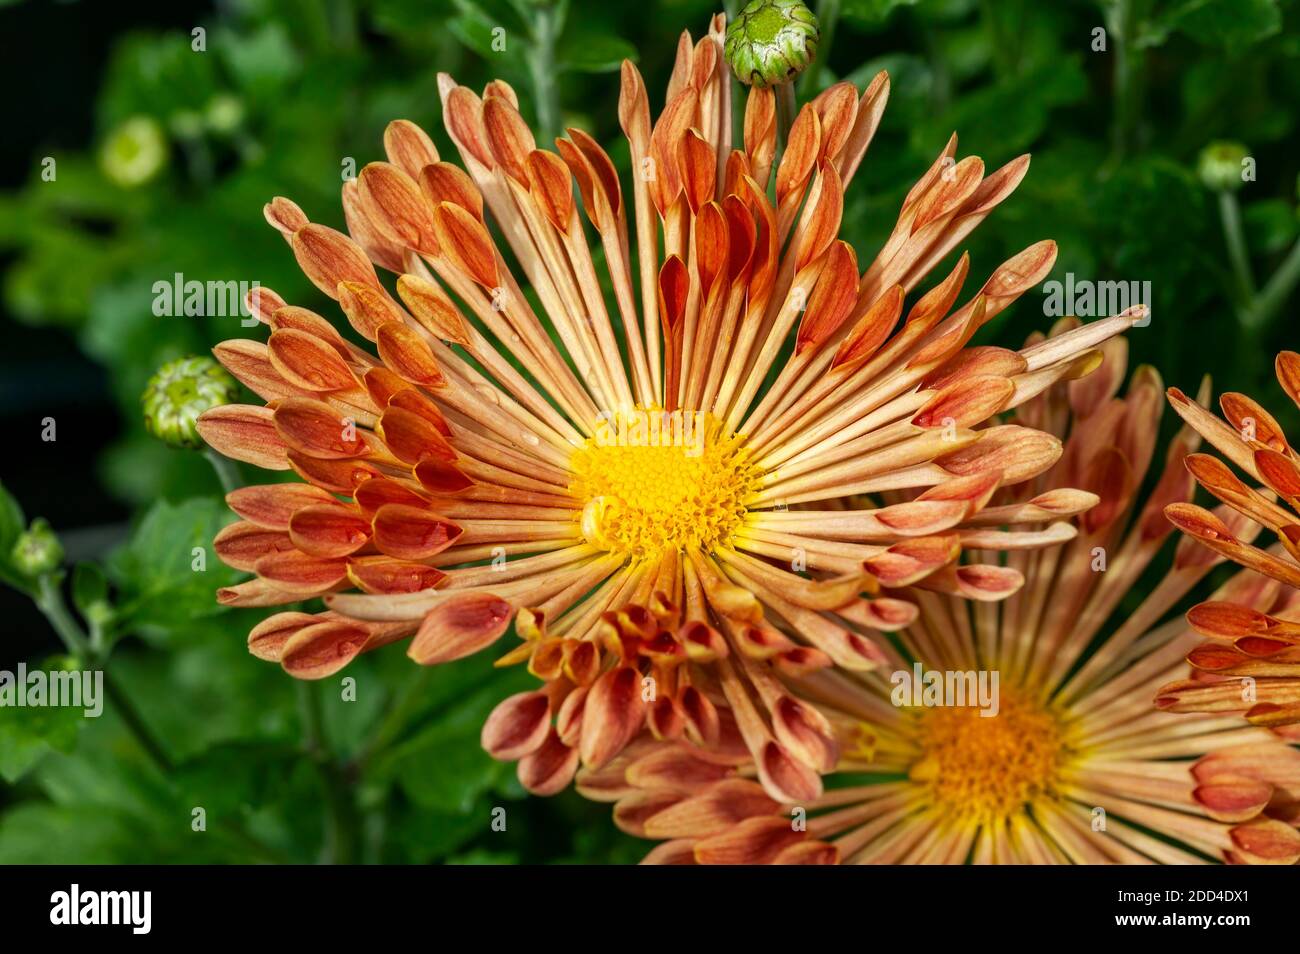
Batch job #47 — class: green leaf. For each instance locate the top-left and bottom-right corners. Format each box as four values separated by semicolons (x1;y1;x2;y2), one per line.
1148;0;1281;52
0;480;28;592
215;23;302;102
0;658;88;783
1244;198;1300;255
375;656;532;814
917;58;1088;160
449;13;504;61
558;34;637;73
71;562;110;617
98;32;221;126
106;497;242;630
0;803;140;864
5;225;132;328
841;0;920;28
107;630;299;761
392;726;503;813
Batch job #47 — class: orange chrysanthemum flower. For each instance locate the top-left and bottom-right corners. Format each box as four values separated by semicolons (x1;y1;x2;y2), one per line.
593;336;1300;865
200;14;1138;800
1159;352;1300;731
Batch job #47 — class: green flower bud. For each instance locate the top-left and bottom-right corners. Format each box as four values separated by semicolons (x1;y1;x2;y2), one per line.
1197;141;1250;193
725;0;819;89
142;355;239;450
205;94;245;136
99;116;168;188
12;519;64;577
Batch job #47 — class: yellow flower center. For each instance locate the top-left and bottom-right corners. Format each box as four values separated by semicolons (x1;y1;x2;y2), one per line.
569;409;760;561
910;690;1065;824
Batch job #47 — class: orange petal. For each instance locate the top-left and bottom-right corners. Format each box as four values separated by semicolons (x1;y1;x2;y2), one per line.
395;272;472;346
432;202;499;289
795;162;843;271
212;339;304;403
213;521;295;571
253;550;349;594
481;690;552;761
693;815;803;865
832;285;904;371
517;728;580;796
757;740;823;804
289;504;371;558
247;611;321;662
775;105;820;207
371;503;462;560
796;240;858;353
377;406;456;465
481;95;535;184
273;397;368;459
264;196;308;239
280;621;370;680
357;161;439;255
383;119;439;180
579;666;647;769
226;483;338;530
375;321;445;388
444;85;493;169
418;161;484;223
337;279;403;342
267;328;357;391
1229;818;1300;864
414;458;476;495
346;555;446;594
912;374;1014;429
291;223;379;300
407;592;513;665
196;405;291;470
287;452;380;494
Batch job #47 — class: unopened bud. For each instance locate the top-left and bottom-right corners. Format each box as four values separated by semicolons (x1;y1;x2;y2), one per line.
725;0;819;89
142;355;238;449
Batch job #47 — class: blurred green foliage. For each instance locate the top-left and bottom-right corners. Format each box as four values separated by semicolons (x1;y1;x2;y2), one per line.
1;0;1299;863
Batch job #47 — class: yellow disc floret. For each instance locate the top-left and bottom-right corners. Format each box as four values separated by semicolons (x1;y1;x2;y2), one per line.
570;409;761;561
910;690;1066;824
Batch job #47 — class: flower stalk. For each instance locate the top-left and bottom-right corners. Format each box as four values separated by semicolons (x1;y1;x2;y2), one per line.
526;1;566;143
34;574;174;773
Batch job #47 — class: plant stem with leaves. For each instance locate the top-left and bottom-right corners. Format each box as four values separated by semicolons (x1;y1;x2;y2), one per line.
1104;0;1143;171
1242;235;1300;331
1217;189;1257;307
526;1;567;143
34;574;173;773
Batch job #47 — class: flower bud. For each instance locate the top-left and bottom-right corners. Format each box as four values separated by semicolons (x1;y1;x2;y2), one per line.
142;355;239;450
1197;141;1250;193
725;0;819;89
205;94;245;136
99;116;168;188
12;518;63;577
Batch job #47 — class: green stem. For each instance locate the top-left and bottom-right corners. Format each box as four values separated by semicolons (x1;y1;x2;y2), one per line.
100;670;174;772
1105;0;1142;170
36;575;89;656
775;81;797;151
348;667;434;775
204;448;243;495
800;0;839;95
297;681;359;864
30;576;294;861
35;575;173;773
527;3;564;143
1245;236;1300;331
1218;189;1257;306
